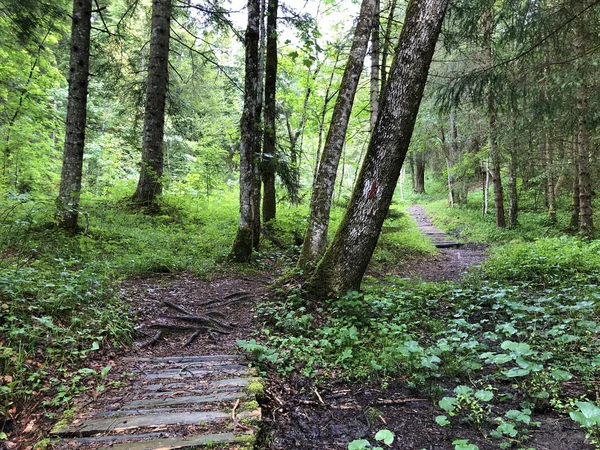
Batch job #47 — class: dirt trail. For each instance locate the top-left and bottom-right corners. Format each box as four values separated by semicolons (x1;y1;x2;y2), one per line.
391;204;488;282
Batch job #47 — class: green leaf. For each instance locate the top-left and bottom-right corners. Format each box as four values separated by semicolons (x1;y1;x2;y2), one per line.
435;415;451;426
100;365;112;379
474;390;494;402
497;422;518;437
452;439;479;450
502;367;530;377
439;396;459;414
348;439;371;450
551;369;573;381
374;429;394;445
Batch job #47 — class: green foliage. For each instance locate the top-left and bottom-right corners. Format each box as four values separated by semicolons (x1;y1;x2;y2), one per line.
348;429;394;450
570;402;600;447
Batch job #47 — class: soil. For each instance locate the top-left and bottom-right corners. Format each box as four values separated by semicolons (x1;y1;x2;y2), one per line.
5;208;593;450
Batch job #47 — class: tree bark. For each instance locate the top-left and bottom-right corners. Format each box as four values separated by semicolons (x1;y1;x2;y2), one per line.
483;10;505;229
132;0;172;206
261;0;278;223
380;0;397;93
230;0;262;261
545;136;557;225
370;0;380;134
307;0;449;297
414;151;426;194
298;0;376;269
568;140;580;231
508;150;518;229
448;111;458;205
574;8;594;237
57;0;92;232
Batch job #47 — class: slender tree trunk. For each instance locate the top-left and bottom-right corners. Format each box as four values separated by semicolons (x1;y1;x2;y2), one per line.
132;0;172;206
482;159;489;216
252;0;267;249
261;0;279;223
409;152;415;192
299;0;376;269
574;10;594;237
448;111;458;205
57;0;92;232
414;152;426;194
380;0;397;93
484;10;505;228
508;150;518;229
313;53;341;190
307;0;449;297
230;0;262;261
568;140;580;231
545;136;557;225
370;0;380;134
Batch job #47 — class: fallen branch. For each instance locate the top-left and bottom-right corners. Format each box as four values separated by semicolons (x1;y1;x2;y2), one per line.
223;291;251;300
197;297;221;307
166;315;233;330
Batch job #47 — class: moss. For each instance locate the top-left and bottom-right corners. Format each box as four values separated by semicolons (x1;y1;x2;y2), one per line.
245;378;264;397
242;400;259;411
49;407;77;434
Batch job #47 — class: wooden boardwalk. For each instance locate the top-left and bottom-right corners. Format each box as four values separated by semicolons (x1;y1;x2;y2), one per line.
408;205;462;249
51;355;261;449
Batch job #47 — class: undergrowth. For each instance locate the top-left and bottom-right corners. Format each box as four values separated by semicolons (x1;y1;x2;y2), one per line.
242;235;600;449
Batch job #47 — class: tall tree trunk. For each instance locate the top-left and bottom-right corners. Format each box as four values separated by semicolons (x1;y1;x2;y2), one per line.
448;111;458;205
484;10;505;228
132;0;172;206
261;0;279;223
508;150;518;228
575;9;594;237
57;0;92;232
408;152;415;192
252;0;267;249
414;152;426;194
568;140;580;231
545;136;557;225
380;0;397;93
370;0;380;134
230;0;262;261
298;0;376;268
307;0;449;297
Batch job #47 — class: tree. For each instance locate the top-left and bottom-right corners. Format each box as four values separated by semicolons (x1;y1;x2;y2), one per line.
131;0;172;206
298;0;376;269
261;0;278;223
230;0;262;262
307;0;449;297
57;0;92;232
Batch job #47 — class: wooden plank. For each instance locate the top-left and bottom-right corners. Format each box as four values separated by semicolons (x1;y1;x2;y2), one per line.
122;391;248;409
64;432;166;444
139;377;256;393
100;432;252;450
53;409;261;437
137;365;248;380
125;355;244;363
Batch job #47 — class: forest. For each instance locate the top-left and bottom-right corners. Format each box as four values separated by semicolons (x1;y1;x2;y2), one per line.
0;0;599;448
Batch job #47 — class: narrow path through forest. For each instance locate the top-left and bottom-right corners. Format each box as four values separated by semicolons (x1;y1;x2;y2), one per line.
50;207;489;449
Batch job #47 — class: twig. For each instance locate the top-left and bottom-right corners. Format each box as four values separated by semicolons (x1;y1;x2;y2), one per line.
223;291;251;300
198;297;221;307
313;387;325;405
232;398;240;420
374;398;426;405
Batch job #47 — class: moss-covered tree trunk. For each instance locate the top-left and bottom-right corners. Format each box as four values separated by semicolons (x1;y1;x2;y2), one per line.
298;0;376;269
307;0;449;297
132;0;172;206
230;0;262;262
261;0;278;223
57;0;92;233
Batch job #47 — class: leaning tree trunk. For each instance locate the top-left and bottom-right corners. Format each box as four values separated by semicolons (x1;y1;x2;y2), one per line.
298;0;376;269
370;0;380;134
380;0;397;93
261;0;279;223
132;0;172;206
307;0;449;297
230;0;262;262
57;0;92;232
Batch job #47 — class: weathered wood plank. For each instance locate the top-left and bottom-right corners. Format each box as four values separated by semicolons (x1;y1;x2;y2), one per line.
53;409;261;437
122;391;248;409
100;432;253;450
125;355;244;363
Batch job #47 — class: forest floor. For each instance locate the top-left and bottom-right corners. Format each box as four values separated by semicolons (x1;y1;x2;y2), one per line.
9;208;593;450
